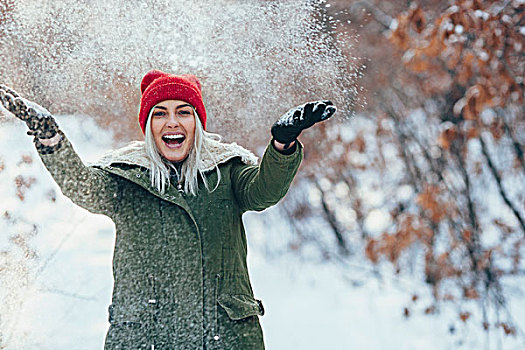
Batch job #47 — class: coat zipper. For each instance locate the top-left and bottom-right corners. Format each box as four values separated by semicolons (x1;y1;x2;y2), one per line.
213;272;222;342
148;273;158;349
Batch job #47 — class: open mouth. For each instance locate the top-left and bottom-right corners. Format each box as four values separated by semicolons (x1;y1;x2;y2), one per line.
162;133;186;148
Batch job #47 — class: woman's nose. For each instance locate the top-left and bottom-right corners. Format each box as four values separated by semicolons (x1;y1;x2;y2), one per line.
165;112;180;127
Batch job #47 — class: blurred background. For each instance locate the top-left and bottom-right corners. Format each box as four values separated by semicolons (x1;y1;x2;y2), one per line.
0;0;524;348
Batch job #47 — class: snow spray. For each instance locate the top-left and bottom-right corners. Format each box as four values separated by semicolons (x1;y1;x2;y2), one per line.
0;0;360;139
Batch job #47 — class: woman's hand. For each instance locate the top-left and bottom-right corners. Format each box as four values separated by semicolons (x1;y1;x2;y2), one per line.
0;85;62;147
271;100;337;149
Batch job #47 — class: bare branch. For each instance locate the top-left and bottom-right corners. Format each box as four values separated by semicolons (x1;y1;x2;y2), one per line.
479;134;525;235
500;108;525;173
314;179;350;256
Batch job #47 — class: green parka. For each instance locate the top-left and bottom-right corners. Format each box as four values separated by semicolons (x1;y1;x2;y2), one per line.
36;133;303;350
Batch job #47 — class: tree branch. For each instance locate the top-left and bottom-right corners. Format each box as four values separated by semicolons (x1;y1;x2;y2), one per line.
479;133;525;235
314;179;350;256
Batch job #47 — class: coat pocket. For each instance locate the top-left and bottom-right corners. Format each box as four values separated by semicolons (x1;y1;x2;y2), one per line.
105;303;151;349
215;271;264;320
213;274;265;349
217;294;265;320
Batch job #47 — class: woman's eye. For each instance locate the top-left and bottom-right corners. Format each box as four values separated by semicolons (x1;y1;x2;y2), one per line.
153;111;166;117
179;110;192;115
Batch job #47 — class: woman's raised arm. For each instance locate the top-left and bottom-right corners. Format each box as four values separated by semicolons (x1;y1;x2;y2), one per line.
0;85;118;216
231;100;336;212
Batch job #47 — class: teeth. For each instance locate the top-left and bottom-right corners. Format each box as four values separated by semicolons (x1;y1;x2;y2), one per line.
163;134;184;140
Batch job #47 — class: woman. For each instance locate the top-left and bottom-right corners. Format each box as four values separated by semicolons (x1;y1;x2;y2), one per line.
0;70;336;349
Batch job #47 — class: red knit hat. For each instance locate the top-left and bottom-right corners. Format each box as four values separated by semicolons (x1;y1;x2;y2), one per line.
138;70;207;134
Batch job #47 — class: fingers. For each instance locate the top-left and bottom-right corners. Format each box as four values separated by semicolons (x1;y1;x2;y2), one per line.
310;100;333;115
307;100;336;123
0;85;50;122
292;109;302;121
0;88;16;113
0;85;26;119
303;102;314;117
321;105;337;121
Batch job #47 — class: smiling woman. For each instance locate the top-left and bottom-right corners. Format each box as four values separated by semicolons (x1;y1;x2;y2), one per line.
150;101;196;164
0;70;336;350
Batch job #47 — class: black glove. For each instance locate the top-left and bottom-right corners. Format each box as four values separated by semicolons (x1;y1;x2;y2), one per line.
0;85;62;153
271;100;337;148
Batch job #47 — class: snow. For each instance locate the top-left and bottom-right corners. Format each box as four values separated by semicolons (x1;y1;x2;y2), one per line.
474;10;490;21
396;184;414;202
390;19;399;31
0;0;360;139
364;208;391;236
455;25;464;35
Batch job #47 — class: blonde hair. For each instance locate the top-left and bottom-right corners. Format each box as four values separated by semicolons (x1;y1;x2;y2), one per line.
144;107;221;196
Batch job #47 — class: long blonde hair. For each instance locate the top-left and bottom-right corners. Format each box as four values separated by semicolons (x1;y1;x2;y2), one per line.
144;107;221;196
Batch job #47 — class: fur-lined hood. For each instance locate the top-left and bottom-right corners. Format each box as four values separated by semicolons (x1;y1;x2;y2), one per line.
89;138;259;171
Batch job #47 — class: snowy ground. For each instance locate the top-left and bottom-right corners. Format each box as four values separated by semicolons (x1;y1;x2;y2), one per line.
1;116;524;349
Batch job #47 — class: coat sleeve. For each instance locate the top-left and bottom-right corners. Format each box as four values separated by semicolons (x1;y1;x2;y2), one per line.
36;133;118;216
230;140;304;213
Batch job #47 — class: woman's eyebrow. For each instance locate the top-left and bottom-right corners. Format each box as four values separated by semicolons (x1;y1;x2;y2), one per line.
176;104;193;109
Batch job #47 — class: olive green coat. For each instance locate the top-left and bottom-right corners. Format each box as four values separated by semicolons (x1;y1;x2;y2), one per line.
37;134;303;350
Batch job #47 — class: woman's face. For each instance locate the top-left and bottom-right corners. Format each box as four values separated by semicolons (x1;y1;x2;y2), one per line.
150;100;196;163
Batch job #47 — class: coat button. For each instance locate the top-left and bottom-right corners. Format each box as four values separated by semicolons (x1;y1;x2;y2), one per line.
213;335;220;341
136;173;141;178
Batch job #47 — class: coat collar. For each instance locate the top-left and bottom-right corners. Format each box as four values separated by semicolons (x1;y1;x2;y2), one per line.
88;138;258;171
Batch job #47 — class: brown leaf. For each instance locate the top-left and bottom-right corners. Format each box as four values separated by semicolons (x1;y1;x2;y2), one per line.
464;287;480;299
466;127;479;139
420;31;443;57
353;132;366;153
14;175;37;201
489;118;505;141
417;185;446;223
462;229;472;242
409;6;426;33
497;322;516;336
438;126;457;150
389;13;411;50
459;312;471;322
365;238;379;264
424;305;436;314
407;54;433;73
18;154;33;165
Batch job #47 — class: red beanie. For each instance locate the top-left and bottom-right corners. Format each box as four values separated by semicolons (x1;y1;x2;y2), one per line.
138;69;207;134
